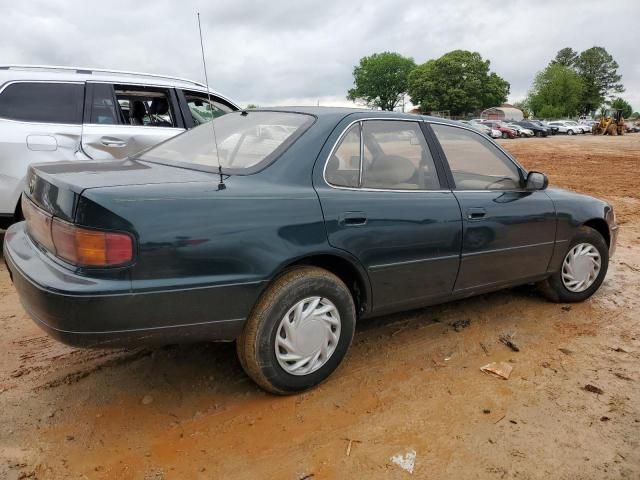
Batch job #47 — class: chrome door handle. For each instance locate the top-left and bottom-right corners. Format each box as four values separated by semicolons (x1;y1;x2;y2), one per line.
100;137;127;147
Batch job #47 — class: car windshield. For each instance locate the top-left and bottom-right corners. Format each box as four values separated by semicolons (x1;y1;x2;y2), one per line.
139;111;314;172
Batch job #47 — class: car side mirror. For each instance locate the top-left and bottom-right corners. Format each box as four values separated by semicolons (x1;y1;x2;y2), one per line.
525;171;548;190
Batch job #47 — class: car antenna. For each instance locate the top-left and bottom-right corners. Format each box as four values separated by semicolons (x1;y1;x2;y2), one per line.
197;12;225;190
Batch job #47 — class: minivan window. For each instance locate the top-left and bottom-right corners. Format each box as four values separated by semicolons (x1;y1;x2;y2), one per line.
114;85;177;127
140;111;314;172
183;90;233;126
0;82;83;124
89;83;119;125
432;123;522;191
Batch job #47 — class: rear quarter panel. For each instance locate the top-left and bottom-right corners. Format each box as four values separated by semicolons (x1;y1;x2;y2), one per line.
79;176;330;290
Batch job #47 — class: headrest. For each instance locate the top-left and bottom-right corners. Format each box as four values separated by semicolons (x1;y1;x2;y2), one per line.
149;97;169;115
366;154;415;184
130;100;146;118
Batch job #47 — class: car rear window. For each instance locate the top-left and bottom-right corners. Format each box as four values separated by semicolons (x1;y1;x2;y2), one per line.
0;82;84;124
139;111;314;173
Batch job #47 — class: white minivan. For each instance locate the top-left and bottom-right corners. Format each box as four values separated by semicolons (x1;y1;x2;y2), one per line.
0;65;238;228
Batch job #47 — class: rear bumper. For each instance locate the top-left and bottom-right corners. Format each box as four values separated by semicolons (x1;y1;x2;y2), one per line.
4;223;262;347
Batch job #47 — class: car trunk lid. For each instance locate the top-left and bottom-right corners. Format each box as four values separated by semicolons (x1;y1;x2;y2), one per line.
26;159;216;221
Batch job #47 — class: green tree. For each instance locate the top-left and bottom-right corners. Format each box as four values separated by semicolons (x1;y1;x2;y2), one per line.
347;52;416;111
245;104;258;109
609;97;633;118
551;47;578;67
407;50;510;116
527;64;583;119
574;46;624;115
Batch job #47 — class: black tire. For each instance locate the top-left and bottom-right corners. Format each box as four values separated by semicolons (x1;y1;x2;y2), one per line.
535;131;542;137
538;226;609;303
236;266;356;394
567;129;575;136
501;132;508;139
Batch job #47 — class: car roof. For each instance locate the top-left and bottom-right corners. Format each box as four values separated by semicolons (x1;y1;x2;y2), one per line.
0;64;237;107
249;106;464;126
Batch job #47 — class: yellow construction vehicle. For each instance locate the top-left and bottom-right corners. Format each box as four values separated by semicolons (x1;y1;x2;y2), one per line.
592;108;625;135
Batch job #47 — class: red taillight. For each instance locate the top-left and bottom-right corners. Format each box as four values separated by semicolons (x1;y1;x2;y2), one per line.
22;196;133;267
51;218;133;267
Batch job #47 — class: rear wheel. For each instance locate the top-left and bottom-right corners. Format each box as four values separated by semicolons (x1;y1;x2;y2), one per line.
236;266;356;394
501;132;508;139
535;131;542;137
567;129;575;135
538;226;608;303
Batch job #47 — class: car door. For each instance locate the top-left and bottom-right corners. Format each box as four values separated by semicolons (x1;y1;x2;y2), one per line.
81;83;185;160
0;81;84;218
314;117;462;313
429;122;556;292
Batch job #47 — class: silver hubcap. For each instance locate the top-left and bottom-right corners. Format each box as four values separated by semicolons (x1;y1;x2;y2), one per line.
275;297;341;376
562;243;601;292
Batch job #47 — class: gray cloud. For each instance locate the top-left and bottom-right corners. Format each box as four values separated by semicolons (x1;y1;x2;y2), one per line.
0;0;638;110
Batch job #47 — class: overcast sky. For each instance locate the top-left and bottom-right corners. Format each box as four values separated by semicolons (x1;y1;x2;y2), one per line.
1;0;638;111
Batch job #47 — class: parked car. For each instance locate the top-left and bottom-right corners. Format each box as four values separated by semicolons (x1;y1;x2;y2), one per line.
460;120;499;138
459;120;487;134
507;123;534;137
547;121;582;135
4;108;618;394
515;120;549;137
538;121;559;135
577;120;593;133
0;65;239;229
564;120;588;133
622;121;639;133
481;120;517;139
489;128;503;139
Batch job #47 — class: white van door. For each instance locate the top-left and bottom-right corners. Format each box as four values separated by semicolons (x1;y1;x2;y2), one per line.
0;81;83;219
81;83;185;160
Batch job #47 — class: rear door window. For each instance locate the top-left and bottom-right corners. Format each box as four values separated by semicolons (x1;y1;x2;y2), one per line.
88;83;120;125
325;124;361;188
361;121;440;190
0;82;84;124
113;85;178;127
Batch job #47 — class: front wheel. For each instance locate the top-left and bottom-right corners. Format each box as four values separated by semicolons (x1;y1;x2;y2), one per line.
538;226;609;303
501;132;508;139
567;129;575;135
236;266;356;394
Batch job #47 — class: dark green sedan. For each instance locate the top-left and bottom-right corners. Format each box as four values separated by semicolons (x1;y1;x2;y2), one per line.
4;108;618;394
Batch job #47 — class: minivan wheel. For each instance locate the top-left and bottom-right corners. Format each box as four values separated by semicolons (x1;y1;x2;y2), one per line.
538;226;609;303
567;129;575;135
236;266;356;394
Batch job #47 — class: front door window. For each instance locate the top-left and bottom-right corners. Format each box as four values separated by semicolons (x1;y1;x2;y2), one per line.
431;124;522;190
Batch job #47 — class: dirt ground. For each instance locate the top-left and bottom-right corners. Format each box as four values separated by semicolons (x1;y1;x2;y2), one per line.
1;134;639;479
